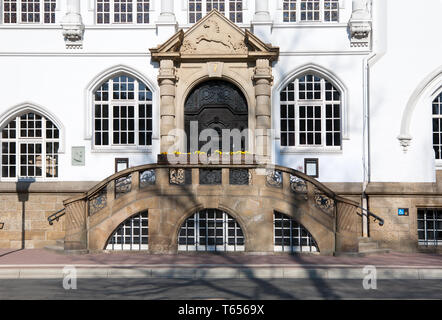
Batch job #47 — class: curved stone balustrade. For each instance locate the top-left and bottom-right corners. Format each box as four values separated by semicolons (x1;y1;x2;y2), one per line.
62;162;368;254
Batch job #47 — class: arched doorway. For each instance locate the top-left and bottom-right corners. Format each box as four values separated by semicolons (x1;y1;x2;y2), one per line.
184;80;248;154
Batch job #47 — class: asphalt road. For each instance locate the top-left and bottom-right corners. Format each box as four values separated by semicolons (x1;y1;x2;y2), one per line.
0;278;441;300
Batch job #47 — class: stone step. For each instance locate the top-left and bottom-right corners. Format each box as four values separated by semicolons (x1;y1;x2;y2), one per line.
358;241;379;252
334;248;390;257
43;245;65;254
56;239;64;247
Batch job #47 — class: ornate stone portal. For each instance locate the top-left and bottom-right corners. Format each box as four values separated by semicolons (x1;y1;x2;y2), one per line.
150;10;279;159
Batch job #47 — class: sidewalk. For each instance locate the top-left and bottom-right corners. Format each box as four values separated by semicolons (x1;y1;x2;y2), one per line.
0;249;441;280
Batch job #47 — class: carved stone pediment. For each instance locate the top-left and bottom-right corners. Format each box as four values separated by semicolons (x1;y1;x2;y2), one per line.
150;10;279;62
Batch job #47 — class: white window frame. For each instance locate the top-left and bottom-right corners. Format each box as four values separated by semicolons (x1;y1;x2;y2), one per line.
92;74;153;151
281;0;340;23
0;112;60;182
1;0;57;24
279;75;342;152
187;0;244;24
432;91;442;166
95;0;151;24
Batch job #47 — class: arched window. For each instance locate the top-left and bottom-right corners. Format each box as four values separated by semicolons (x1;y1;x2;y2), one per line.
283;0;339;22
178;209;245;252
93;74;153;147
432;92;442;159
274;211;319;252
105;210;148;250
280;74;341;148
188;0;243;23
96;0;150;24
1;112;59;179
2;0;56;24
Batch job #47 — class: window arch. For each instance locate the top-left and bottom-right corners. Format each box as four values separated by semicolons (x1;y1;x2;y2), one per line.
96;0;150;24
432;92;442;159
1;111;59;180
273;211;319;252
178;209;245;252
105;210;149;250
283;0;339;22
93;74;153;147
188;0;243;23
279;73;342;148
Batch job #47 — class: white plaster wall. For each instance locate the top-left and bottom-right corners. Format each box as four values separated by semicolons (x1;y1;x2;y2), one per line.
0;0;438;184
369;0;442;182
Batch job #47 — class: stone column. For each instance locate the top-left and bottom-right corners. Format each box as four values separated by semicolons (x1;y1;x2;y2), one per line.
61;0;84;49
253;59;272;161
254;0;270;21
158;59;177;153
156;0;177;43
252;0;272;42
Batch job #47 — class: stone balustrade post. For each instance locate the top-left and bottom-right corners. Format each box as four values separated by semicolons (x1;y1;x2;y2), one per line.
63;198;87;251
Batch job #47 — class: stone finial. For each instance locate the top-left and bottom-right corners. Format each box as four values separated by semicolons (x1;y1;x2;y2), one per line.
61;0;85;49
348;0;372;47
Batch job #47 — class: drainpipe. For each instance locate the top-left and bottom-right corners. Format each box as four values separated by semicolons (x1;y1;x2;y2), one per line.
358;0;387;237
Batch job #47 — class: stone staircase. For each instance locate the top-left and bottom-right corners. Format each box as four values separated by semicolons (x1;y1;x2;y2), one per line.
334;237;390;257
44;239;65;254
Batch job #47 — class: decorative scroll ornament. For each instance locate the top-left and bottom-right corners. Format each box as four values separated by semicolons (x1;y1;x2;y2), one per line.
266;170;283;188
290;175;307;194
348;0;372;47
115;175;132;198
140;169;156;187
314;188;335;215
200;169;222;185
170;168;191;185
89;187;107;216
61;0;85;49
229;169;251;185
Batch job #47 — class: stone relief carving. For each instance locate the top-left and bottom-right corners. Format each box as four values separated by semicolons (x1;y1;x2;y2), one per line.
181;19;247;54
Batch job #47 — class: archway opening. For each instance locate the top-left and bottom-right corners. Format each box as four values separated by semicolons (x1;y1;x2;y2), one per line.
273;211;319;253
105;210;149;250
178;208;245;252
184;80;248;154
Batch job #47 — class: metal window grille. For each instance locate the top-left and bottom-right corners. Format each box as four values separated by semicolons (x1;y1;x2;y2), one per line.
280;74;341;147
178;209;245;252
93;75;152;147
283;0;296;22
106;211;148;250
418;208;442;246
274;211;319;252
1;113;59;180
432;93;442;159
96;0;149;24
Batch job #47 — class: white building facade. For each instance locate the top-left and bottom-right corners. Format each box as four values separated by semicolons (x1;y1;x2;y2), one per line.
0;0;441;253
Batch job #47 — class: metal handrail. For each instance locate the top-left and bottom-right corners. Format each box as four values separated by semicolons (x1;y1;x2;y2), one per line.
356;205;384;226
0;222;4;230
48;208;66;225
